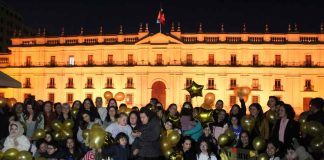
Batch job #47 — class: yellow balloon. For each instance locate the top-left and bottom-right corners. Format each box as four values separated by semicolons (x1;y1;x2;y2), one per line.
168;114;181;129
3;148;19;160
266;110;278;124
32;128;46;140
253;137;266;151
310;135;324;151
61;129;73;139
91;123;102;130
71;108;78;119
160;138;171;151
241;116;256;133
307;121;323;137
51;120;63;131
17;151;32;160
218;134;230;146
104;91;113;100
169;152;183;160
53;131;64;141
89;127;106;149
204;92;215;108
163;147;174;158
63;119;74;129
224;128;235;141
167;130;181;146
82;129;91;140
0;151;3;160
298;112;308;124
196;109;213;123
114;92;125;101
257;153;269;160
124;108;132;115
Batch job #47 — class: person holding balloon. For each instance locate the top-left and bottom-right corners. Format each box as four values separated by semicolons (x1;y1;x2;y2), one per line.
248;103;269;140
2;121;30;152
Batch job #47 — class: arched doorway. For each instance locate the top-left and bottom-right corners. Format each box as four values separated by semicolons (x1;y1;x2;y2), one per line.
151;81;166;108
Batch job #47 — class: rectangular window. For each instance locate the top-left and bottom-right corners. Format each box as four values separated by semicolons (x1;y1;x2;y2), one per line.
231;54;237;66
24;78;31;88
156;54;163;65
274;79;282;91
275;55;281;66
252;96;259;103
230;78;236;89
48;78;55;88
126;77;133;88
252;55;259;66
24;93;31;100
107;55;113;65
128;54;134;65
86;93;92;100
26;56;31;66
208;54;214;65
305;55;312;67
230;95;237;107
304;80;313;91
208;78;215;89
185;95;191;102
88;55;93;65
186;54;192;65
86;78;93;88
69;56;74;66
67;93;73;104
67;78;73;88
185;78;192;88
106;78;113;88
48;93;55;102
126;93;133;105
50;56;56;66
252;79;259;90
303;97;312;111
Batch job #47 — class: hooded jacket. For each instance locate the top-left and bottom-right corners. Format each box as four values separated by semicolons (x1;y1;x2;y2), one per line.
2;121;31;151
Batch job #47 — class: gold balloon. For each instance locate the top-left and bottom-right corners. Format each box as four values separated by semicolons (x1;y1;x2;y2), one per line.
163;147;174;158
307;121;323;137
160;138;171;151
32;129;46;140
3;148;19;160
218;134;230;146
185;81;204;99
0;97;7;108
241;116;256;133
167;130;181;146
118;107;127;113
252;137;266;151
196;109;213;123
169;152;183;160
63;119;74;129
53;131;64;141
310;136;324;151
71;108;78;119
204;92;215;108
168;114;181;129
17;151;32;160
114;92;125;101
298;112;308;124
51;120;63;131
35;157;47;160
124;108;132;115
7;98;17;108
224;128;235;141
91;123;102;130
61;129;73;139
104;91;113;100
300;122;309;135
82;129;91;140
235;87;251;102
0;151;3;160
266;110;278;124
104;132;114;146
257;153;269;160
89;127;106;149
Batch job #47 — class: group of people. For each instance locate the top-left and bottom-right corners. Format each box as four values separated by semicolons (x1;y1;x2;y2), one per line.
0;95;323;160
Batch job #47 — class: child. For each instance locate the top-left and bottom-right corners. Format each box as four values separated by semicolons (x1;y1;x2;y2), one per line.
164;120;181;136
230;115;242;146
2;121;30;152
198;124;218;153
196;139;218;160
266;140;281;160
106;113;134;144
102;132;131;160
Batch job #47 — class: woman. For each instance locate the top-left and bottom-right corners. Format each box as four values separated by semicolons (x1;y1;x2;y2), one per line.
54;102;62;117
128;111;140;131
106;112;134;144
77;111;102;146
229;94;246;120
183;106;203;142
57;103;72;122
229;115;242;146
249;103;269;140
11;102;24;121
104;104;118;128
132;106;161;159
80;98;100;120
164;103;180;128
196;139;218;160
65;137;82;160
236;131;253;150
21;100;44;139
180;136;196;160
209;109;228;140
72;100;82;110
272;104;300;147
2;121;30;151
43;101;56;129
180;102;195;132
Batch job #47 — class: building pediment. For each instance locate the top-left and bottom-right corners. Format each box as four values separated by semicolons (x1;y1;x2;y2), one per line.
136;33;183;45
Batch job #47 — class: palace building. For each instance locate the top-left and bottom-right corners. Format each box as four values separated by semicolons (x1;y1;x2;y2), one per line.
0;23;324;114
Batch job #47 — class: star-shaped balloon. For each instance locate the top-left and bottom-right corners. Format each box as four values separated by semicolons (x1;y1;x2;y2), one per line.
186;81;204;99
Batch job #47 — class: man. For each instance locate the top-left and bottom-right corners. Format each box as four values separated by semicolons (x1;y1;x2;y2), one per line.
96;97;107;122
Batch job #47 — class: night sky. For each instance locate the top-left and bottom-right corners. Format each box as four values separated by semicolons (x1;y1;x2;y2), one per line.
2;0;324;35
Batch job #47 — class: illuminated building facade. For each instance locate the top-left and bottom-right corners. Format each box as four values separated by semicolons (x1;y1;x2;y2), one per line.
0;23;324;114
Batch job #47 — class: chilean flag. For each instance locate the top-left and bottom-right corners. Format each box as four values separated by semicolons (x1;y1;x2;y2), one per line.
156;8;165;25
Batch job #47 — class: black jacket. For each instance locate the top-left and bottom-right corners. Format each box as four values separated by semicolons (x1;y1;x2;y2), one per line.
307;110;324;125
102;144;131;160
272;119;300;147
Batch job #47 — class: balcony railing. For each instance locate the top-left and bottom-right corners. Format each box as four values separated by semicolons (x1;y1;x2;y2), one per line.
47;84;55;88
105;83;114;89
251;85;260;90
274;61;283;67
304;61;314;67
127;61;137;66
184;83;192;89
155;60;164;66
273;85;283;91
252;60;260;66
86;61;94;66
105;60;114;66
23;83;31;88
66;84;74;88
48;62;57;67
207;84;216;90
25;62;32;67
229;85;237;90
85;84;94;88
125;83;134;89
304;85;314;91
